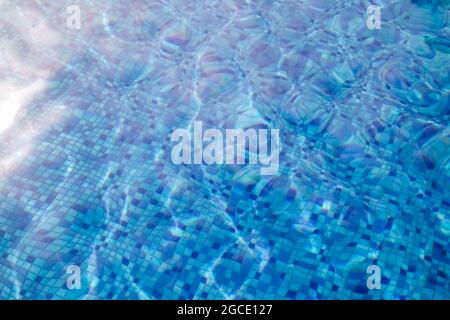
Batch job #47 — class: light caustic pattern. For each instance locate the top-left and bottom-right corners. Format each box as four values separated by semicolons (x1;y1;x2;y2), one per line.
0;0;449;299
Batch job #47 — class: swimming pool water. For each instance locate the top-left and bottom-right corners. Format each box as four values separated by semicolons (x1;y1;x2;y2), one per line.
0;0;448;299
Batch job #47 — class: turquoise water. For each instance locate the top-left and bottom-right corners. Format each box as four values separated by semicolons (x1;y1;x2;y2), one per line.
0;0;448;299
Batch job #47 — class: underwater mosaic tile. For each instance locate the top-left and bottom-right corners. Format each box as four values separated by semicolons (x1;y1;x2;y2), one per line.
0;0;449;299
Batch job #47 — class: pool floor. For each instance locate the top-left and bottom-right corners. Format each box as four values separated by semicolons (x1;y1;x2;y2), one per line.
0;0;448;299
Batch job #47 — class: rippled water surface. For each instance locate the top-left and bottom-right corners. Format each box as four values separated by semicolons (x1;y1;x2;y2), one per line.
0;0;449;299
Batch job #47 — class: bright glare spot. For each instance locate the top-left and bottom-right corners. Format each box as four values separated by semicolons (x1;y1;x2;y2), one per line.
0;80;46;134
